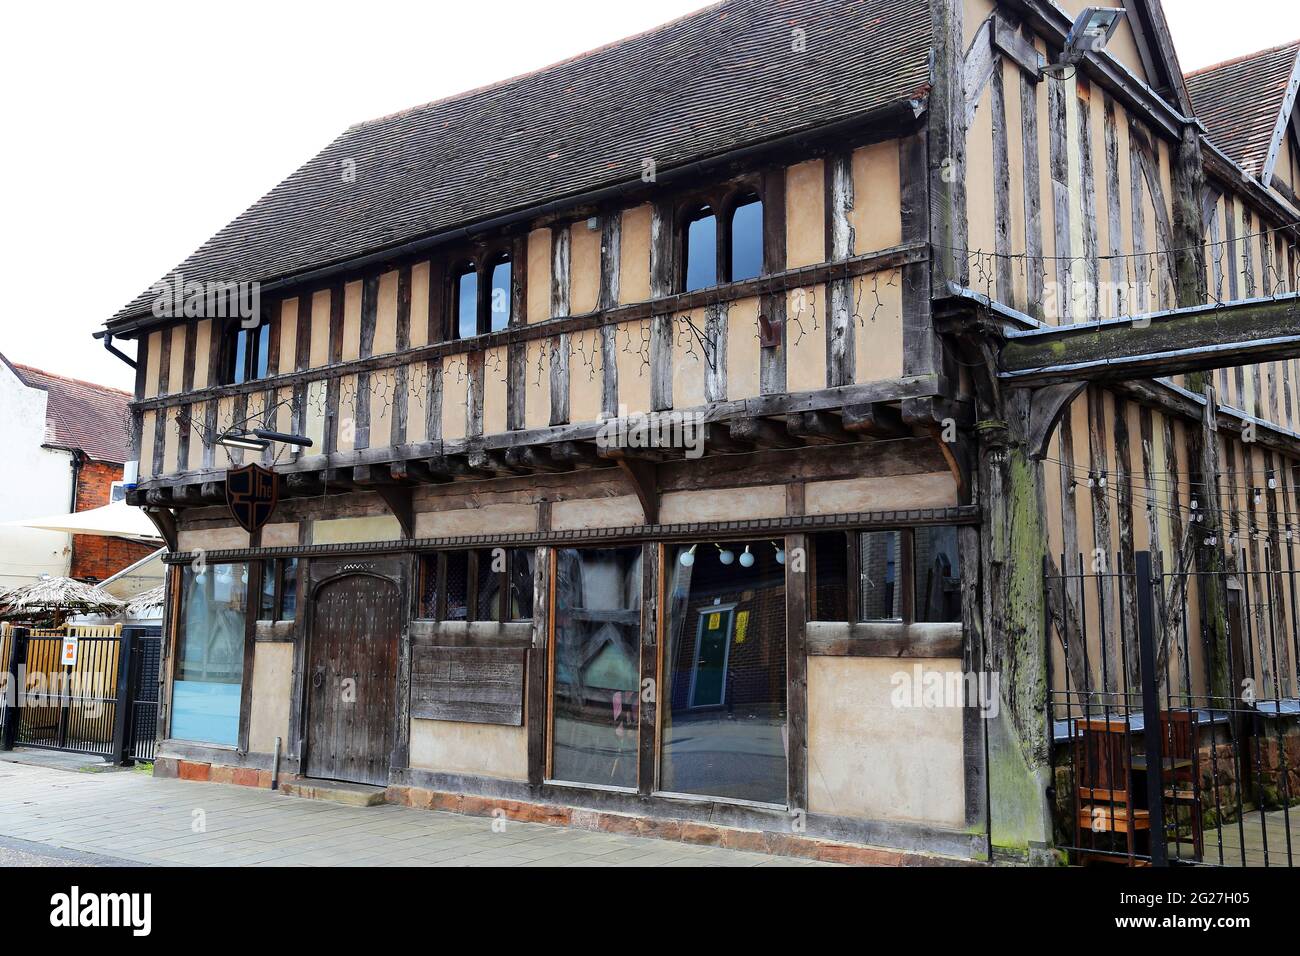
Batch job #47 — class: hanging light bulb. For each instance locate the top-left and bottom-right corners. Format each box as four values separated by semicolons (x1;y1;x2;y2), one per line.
739;545;755;568
1268;472;1278;490
1253;488;1263;506
717;544;735;565
773;541;786;565
1191;498;1199;511
679;544;697;567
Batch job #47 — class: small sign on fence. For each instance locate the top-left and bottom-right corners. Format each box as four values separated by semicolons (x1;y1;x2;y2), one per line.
61;637;79;666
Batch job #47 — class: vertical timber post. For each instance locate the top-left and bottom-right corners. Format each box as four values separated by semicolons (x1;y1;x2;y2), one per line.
979;405;1055;862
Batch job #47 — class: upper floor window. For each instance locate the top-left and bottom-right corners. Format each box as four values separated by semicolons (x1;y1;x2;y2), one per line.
683;206;718;292
680;192;764;293
728;194;763;283
450;251;513;339
453;262;479;339
223;321;270;385
489;255;512;332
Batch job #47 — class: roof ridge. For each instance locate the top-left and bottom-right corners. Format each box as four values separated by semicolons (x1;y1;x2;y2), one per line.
12;362;133;398
1185;39;1300;80
348;0;726;130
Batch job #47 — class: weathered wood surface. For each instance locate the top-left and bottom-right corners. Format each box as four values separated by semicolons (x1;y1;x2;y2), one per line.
410;645;527;726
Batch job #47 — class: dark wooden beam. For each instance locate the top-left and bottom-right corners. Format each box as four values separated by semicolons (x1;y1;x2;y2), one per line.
616;458;658;524
841;402;909;438
999;293;1300;386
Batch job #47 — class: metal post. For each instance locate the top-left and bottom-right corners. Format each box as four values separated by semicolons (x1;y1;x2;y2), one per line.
1135;551;1167;866
111;628;136;765
1;627;27;751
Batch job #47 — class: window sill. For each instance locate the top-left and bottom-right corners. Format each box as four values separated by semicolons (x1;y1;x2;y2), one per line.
806;620;962;658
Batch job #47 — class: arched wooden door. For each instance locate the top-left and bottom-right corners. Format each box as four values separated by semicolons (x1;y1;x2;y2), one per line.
304;572;402;786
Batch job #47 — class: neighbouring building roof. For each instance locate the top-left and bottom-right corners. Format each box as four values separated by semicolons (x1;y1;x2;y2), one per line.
7;359;133;463
106;0;931;329
1186;40;1300;179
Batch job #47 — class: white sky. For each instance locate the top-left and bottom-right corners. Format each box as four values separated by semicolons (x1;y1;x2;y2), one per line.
1;0;1295;391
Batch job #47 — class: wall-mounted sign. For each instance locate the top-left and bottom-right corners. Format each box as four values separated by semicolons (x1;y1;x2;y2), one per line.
61;637;79;666
225;463;280;533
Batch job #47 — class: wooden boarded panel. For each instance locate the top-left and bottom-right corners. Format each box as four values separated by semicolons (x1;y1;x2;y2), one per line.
410;645;527;726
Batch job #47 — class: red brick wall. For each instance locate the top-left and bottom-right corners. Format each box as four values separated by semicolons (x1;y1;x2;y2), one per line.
69;459;156;582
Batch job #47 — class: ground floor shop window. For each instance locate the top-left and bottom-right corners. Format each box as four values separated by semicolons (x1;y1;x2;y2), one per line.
173;563;249;746
550;546;642;788
418;548;534;621
661;540;787;804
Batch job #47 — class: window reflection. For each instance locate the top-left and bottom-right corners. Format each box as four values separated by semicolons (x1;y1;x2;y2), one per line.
489;258;511;331
454;265;478;339
683;208;717;292
661;540;787;804
914;526;961;623
174;563;248;747
551;547;642;788
730;197;763;282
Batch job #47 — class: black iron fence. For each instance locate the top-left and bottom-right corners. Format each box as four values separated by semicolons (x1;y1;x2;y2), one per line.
1;624;162;763
1047;550;1298;866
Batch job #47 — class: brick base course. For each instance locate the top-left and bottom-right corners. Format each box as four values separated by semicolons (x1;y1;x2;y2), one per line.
157;758;975;865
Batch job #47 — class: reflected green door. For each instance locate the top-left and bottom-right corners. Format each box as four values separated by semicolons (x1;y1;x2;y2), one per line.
690;609;733;708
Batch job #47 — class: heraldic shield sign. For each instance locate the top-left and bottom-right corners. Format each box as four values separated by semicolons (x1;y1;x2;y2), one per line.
226;463;280;533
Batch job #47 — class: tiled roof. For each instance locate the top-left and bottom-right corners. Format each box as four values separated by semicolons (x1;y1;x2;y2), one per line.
107;0;932;328
9;362;133;463
1186;41;1300;178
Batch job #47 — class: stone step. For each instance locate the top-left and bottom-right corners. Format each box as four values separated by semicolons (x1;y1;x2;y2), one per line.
279;779;387;807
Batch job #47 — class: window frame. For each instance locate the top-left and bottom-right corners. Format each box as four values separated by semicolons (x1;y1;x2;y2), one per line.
222;320;270;385
446;245;515;341
258;557;299;622
812;526;962;626
418;548;532;623
675;181;767;293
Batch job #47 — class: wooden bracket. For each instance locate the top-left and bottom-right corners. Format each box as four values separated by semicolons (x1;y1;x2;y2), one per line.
373;484;415;540
1027;381;1088;460
142;506;179;552
616;457;659;525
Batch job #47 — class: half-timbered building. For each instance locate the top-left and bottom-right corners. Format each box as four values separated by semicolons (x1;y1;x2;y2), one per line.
99;0;1300;864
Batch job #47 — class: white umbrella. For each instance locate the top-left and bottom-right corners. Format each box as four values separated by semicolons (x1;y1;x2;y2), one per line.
2;499;161;542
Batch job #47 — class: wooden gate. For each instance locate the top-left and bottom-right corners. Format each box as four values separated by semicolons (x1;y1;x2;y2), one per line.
303;567;403;786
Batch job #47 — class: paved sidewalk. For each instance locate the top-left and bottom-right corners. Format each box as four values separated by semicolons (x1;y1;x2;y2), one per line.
0;758;829;867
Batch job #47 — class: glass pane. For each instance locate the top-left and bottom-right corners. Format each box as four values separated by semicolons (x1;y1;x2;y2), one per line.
456;268;478;339
509;548;535;620
255;322;270;379
812;532;848;621
489;259;512;332
684;212;717;292
730;198;763;282
259;561;276;620
173;563;248;746
280;558;299;621
477;548;503;622
661;540;787;803
551;547;642;788
232;329;249;384
418;555;438;618
859;531;902;621
444;551;469;621
914;526;961;623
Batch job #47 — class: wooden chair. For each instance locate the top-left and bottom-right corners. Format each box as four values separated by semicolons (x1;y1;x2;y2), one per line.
1155;710;1203;861
1072;718;1150;864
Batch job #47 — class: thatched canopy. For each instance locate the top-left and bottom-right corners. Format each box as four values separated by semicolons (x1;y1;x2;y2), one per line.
125;584;166;618
0;576;125;626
